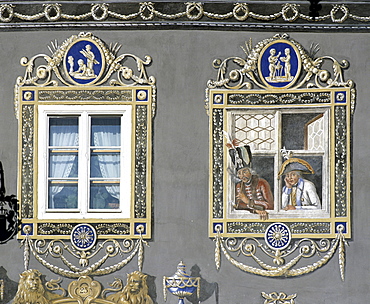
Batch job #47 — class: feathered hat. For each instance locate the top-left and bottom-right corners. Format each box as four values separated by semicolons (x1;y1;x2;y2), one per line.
224;131;252;171
278;147;314;176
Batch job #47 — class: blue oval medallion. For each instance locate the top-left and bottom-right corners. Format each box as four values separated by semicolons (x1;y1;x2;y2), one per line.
64;40;104;85
259;41;300;89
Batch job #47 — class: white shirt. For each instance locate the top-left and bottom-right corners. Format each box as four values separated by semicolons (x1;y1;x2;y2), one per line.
282;178;321;209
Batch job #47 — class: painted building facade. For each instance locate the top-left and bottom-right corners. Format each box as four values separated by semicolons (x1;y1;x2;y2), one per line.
0;1;368;304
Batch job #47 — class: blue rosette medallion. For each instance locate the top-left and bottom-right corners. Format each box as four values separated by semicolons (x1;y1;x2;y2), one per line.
264;222;292;250
71;223;97;251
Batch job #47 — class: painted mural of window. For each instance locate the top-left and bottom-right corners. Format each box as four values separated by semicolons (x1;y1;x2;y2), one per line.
234;113;276;150
305;114;324;151
227;108;330;219
208;34;353;241
38;105;132;220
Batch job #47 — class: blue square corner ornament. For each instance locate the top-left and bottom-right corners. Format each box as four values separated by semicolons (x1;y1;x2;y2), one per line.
134;223;147;235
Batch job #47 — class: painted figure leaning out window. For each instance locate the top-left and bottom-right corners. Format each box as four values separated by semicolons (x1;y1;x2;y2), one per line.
278;157;321;210
227;143;274;220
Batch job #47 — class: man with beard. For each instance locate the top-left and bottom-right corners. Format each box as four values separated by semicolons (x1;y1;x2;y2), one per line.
228;144;274;220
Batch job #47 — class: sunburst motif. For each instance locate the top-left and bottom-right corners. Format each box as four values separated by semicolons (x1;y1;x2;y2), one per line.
71;224;97;250
265;223;291;250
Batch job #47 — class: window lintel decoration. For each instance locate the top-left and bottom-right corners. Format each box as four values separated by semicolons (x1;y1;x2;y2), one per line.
15;32;155;240
206;33;355;279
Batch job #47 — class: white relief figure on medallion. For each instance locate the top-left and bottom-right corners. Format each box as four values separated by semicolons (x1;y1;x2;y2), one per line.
266;48;293;83
68;44;99;80
267;48;281;81
280;48;292;81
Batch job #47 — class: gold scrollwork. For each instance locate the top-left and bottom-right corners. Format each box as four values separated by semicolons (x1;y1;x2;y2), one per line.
232;3;249;21
214;225;348;280
91;4;109;21
0;279;3;301
44;4;62;22
330;4;349;23
186;3;204;21
207;34;353;92
0;4;13;22
21;229;149;278
262;292;297;304
15;32;156;89
281;4;299;22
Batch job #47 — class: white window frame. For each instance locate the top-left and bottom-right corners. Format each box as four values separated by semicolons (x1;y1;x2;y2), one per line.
38;104;132;220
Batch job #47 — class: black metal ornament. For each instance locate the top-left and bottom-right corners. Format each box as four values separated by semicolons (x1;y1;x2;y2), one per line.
0;162;19;244
308;0;322;19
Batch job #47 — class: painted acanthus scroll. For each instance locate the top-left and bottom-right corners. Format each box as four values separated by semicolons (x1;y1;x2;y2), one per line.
261;292;297;304
21;224;149;279
207;33;353;91
15;32;156;88
214;224;348;280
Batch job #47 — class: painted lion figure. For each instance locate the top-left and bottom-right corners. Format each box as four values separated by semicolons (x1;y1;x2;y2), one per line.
107;271;153;304
12;269;60;304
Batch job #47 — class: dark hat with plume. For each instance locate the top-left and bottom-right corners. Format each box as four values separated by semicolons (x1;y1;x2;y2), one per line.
224;131;252;171
278;147;314;176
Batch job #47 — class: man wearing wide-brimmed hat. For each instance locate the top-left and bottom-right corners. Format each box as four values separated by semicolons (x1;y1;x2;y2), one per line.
278;157;321;210
228;143;274;220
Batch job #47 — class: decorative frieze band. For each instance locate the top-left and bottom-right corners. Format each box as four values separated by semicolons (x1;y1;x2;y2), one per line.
38;90;133;102
227;222;331;234
37;223;130;236
1;2;370;30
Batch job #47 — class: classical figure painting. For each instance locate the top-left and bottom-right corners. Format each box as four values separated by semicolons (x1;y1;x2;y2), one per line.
207;34;354;239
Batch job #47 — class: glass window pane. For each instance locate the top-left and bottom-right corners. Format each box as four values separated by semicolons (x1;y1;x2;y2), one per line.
49;117;79;147
281;113;321;150
234;113;276;150
48;182;78;209
90;183;120;209
90;152;120;178
91;116;121;147
49;152;78;178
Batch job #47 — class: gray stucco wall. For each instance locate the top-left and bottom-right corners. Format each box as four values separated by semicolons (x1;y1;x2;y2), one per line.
0;28;368;303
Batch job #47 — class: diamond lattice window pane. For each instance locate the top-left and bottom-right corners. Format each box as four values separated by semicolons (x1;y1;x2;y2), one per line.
235;114;276;150
306;115;324;151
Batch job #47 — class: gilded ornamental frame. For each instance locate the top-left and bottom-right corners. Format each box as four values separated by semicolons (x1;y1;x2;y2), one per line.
207;34;354;240
15;32;155;240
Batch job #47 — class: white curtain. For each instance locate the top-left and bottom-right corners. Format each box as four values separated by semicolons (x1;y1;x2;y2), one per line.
49;119;78;208
92;118;120;201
